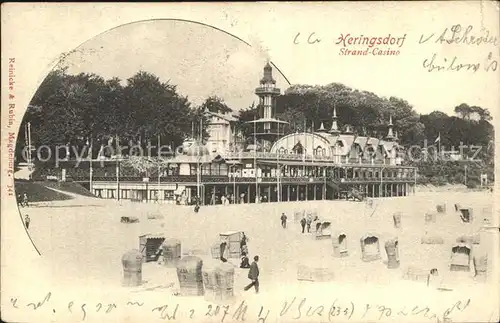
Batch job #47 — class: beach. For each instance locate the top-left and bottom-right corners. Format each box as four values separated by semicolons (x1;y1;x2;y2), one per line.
19;189;498;322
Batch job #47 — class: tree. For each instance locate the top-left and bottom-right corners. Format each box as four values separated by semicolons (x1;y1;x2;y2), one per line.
274;83;424;143
19;69;202;161
122;71;194;148
236;103;259;141
200;96;232;114
454;103;473;120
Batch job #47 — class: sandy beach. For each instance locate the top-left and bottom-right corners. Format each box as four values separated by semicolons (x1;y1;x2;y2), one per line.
17;189;498;322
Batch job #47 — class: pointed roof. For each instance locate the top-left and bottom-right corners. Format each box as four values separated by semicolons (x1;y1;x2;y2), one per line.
316;122;326;132
386;115;395;141
354;136;368;149
329;106;340;135
260;62;276;84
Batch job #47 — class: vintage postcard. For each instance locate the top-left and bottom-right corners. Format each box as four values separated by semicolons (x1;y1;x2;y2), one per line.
1;2;499;323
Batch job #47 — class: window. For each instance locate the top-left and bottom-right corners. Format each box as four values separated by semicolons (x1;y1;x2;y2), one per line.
107;189;115;199
150;190;158;199
167;167;179;176
210;163;219;175
190;165;197;175
164;190;174;200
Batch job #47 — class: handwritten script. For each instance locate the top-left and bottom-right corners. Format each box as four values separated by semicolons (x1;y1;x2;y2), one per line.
7;292;476;323
419;24;498;73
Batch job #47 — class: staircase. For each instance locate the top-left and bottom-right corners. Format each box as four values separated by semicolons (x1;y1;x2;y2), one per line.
326;177;342;191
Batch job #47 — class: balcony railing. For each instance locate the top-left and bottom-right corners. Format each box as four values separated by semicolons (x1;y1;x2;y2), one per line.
255;87;281;95
223;152;404;166
72;174;415;184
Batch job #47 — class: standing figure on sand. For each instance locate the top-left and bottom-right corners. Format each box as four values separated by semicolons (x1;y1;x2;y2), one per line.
244;255;260;293
306;214;312;233
300;215;306;233
23;192;29;207
24;214;30;229
280;213;288;228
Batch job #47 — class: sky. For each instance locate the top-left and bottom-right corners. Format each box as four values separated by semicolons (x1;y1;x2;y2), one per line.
63;20;289;112
60;16;497;118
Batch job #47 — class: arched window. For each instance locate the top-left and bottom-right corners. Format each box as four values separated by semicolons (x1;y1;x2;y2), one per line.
315;146;323;156
279;147;286;155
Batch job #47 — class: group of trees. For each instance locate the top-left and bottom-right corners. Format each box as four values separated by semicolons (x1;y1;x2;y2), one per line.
18;68;211;161
17;69;494;187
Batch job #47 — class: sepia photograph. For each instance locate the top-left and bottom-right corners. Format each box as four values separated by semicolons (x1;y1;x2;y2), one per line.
2;3;499;323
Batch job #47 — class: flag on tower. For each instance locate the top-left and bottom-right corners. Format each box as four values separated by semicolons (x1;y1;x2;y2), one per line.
434;133;441;143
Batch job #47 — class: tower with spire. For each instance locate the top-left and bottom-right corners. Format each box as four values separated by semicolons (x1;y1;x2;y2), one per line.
386;115;395;141
251;62;287;148
329;106;340;135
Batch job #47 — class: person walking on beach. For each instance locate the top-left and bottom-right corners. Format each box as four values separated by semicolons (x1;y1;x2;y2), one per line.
280;213;287;228
244;255;260;293
306;214;312;233
300;215;306;233
23;192;29;207
24;214;31;229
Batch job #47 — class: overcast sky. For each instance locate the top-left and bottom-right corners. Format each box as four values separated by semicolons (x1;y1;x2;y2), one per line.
62;18;497;117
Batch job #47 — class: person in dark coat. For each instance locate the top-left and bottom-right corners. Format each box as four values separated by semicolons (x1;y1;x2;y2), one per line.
244;255;259;293
24;214;31;229
280;213;287;228
220;241;228;262
300;216;306;234
240;252;250;268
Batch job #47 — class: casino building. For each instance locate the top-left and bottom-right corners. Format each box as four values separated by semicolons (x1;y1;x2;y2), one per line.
44;63;417;204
